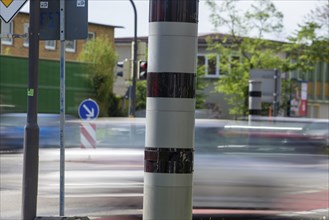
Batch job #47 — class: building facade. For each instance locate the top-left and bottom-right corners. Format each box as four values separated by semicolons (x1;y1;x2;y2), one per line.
0;12;122;115
1;12;119;61
115;34;329;119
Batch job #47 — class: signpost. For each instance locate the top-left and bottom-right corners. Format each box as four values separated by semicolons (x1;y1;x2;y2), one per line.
37;1;88;214
0;0;28;23
0;0;89;217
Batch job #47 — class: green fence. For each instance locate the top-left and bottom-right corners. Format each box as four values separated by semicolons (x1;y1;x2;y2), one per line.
0;55;93;116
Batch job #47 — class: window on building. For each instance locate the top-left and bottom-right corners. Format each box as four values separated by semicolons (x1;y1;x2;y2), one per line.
1;22;13;45
45;40;56;50
230;55;240;71
23;23;29;47
197;55;206;74
87;32;95;41
65;40;76;52
208;54;218;76
197;54;220;78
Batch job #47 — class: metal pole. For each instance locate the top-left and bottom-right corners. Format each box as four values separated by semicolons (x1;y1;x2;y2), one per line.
59;0;66;215
129;0;137;117
22;0;40;219
143;0;199;219
273;69;279;117
0;20;3;55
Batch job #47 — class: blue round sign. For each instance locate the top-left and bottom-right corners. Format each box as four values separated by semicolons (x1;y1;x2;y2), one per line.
78;99;99;120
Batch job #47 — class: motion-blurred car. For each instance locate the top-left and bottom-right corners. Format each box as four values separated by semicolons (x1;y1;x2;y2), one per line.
1;116;326;215
223;117;329;154
270;119;329;154
301;120;329;149
35;117;328;214
0;113;79;152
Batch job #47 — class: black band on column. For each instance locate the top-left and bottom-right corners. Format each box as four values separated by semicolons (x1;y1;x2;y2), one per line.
145;148;194;173
249;109;261;115
149;0;199;23
147;72;195;98
249;91;262;97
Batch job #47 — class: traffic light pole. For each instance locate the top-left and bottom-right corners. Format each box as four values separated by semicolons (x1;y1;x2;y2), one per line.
22;0;40;219
129;0;137;117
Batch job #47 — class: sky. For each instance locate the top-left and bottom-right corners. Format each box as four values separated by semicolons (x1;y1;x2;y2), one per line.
21;0;326;41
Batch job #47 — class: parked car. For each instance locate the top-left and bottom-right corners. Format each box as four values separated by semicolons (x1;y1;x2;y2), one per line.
0;113;80;152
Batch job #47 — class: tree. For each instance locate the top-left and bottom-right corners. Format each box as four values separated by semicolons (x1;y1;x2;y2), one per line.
279;3;329;116
205;0;285;117
284;2;329;73
78;36;118;117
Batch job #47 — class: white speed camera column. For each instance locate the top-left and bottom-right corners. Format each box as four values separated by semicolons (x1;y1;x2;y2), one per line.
249;80;262;121
143;0;199;219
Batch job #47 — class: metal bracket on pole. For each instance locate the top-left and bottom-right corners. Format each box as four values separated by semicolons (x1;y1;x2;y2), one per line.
0;33;28;38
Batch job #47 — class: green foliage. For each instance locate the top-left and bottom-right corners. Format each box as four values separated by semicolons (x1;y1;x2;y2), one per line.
107;93;126;117
244;0;283;38
205;0;328;118
136;80;147;110
78;36;118;117
205;0;285;117
284;14;329;75
196;65;209;109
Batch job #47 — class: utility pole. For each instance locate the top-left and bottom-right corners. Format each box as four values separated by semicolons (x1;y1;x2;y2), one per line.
22;0;40;219
143;0;199;219
273;69;279;117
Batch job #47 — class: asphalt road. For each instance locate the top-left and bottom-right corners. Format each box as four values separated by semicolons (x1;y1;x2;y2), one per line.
1;149;328;220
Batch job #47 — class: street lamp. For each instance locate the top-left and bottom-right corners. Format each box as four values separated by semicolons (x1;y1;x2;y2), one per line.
129;0;137;117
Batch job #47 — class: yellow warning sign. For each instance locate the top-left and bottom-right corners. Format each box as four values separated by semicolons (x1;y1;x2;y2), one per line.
0;0;27;23
1;0;13;7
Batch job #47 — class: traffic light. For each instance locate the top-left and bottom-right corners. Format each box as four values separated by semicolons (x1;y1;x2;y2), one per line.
139;61;147;80
116;59;132;80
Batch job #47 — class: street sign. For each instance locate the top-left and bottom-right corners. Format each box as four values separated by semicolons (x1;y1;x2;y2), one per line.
39;0;88;40
78;99;99;120
0;0;28;23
